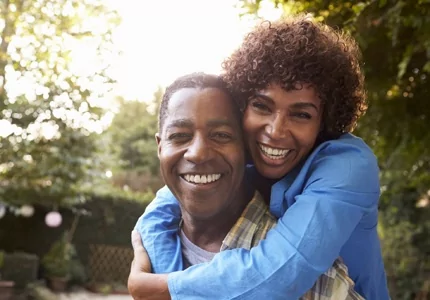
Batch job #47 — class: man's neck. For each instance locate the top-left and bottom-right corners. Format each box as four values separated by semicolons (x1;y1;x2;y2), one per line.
181;182;253;252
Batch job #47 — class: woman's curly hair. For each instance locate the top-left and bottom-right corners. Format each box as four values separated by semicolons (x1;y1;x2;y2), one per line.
222;14;367;140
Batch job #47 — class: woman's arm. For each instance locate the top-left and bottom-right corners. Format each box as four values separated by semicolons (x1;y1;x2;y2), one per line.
128;230;171;300
134;185;183;273
131;137;381;299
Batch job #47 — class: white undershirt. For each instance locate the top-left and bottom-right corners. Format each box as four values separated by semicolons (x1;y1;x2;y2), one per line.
180;229;218;268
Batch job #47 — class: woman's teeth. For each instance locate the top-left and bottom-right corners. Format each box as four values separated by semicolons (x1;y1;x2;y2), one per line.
258;144;290;159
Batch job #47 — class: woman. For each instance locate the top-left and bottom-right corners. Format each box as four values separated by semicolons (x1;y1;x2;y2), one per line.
129;15;389;299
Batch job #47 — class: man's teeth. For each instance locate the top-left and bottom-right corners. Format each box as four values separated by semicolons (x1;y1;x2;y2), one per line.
183;174;221;184
259;144;290;159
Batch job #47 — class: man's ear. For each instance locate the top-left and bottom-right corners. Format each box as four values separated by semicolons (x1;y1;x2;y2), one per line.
155;133;161;159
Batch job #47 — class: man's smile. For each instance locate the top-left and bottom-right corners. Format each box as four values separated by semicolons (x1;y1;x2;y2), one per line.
181;173;222;185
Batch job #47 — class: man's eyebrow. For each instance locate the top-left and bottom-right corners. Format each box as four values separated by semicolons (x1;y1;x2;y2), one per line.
165;118;193;130
165;118;236;131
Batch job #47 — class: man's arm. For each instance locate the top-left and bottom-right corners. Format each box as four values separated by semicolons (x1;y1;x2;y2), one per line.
134;185;183;273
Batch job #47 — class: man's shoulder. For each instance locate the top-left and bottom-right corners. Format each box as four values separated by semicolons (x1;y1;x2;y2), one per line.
221;191;277;251
244;192;277;246
244;192;276;223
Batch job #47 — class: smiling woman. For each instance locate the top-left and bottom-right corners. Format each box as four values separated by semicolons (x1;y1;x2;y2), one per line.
244;83;322;179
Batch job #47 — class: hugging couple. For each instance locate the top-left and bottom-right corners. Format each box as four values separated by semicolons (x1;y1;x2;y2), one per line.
128;14;390;300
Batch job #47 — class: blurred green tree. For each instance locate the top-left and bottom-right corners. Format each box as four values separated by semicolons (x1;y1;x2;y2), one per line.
105;88;163;193
0;0;119;207
109;88;162;175
239;1;430;299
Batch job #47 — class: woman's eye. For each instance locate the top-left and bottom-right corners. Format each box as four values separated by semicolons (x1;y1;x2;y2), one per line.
251;101;270;112
293;112;312;120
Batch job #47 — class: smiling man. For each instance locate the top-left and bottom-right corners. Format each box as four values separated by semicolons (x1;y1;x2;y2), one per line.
155;72;251;257
131;73;364;299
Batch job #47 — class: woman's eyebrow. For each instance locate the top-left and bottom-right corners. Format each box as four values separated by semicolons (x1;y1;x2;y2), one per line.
291;102;319;112
253;93;274;104
254;93;319;112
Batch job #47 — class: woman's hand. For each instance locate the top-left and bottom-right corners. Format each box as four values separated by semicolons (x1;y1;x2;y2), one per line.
128;230;171;300
130;230;152;273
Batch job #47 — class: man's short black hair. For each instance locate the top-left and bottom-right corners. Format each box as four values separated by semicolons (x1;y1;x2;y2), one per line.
158;72;240;132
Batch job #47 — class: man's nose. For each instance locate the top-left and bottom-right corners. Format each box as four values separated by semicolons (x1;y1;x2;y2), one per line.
183;135;214;164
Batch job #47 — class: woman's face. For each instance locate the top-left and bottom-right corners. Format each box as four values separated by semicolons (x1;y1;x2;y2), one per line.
243;83;322;179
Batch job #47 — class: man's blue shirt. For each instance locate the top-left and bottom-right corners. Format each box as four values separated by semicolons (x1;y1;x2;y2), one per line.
136;133;390;299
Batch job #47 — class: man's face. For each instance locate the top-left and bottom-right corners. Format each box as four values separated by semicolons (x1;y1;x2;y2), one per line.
157;87;245;220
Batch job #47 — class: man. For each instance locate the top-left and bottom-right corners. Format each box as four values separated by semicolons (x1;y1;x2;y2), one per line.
129;73;363;300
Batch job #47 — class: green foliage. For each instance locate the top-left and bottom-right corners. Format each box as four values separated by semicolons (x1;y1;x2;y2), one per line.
88;186;155;205
1;191;151;285
108;89;161;174
0;250;4;269
69;255;87;285
41;232;73;278
0;0;119;207
104;88;164;192
27;282;58;300
1;252;39;287
239;0;430;298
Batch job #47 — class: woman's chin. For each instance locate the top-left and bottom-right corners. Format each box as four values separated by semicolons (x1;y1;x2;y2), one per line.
255;162;287;180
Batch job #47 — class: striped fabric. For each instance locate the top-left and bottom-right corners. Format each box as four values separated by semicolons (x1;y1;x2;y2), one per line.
221;192;365;300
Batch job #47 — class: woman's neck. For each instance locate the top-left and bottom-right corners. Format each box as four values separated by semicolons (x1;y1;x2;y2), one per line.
252;173;276;205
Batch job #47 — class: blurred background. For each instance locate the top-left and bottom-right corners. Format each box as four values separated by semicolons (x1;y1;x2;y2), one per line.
0;0;428;299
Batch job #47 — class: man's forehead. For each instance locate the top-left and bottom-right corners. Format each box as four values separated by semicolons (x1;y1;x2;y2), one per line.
163;87;240;132
164;117;237;130
167;87;232;109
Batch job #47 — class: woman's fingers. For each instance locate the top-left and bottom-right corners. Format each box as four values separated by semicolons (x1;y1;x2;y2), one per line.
131;230;152;273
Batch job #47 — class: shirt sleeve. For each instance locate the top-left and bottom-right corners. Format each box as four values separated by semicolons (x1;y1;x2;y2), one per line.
167;142;380;300
135;185;184;273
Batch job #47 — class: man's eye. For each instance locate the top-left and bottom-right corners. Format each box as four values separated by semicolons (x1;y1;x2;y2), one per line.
212;132;233;142
168;133;191;140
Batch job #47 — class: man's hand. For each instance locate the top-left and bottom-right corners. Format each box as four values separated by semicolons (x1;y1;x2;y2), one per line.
128;230;171;300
